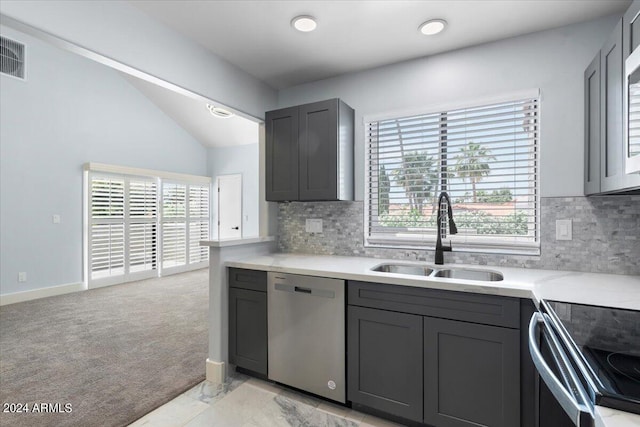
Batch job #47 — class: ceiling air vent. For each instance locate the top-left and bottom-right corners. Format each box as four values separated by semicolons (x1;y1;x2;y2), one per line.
1;36;25;80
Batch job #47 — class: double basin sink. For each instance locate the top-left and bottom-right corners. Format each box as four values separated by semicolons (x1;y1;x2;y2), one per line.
371;263;504;282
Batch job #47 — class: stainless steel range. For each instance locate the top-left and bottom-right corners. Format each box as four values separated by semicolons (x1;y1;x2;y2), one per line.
529;300;640;426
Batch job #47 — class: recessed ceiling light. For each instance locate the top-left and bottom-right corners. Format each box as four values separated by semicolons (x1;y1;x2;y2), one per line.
419;19;447;36
206;104;234;119
291;15;317;32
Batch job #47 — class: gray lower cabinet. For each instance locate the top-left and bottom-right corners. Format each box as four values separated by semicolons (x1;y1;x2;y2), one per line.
347;305;423;423
423;317;520;427
347;280;522;426
228;268;268;375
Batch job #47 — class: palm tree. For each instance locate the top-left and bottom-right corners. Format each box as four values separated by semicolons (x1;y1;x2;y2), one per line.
454;142;495;203
391;151;438;214
379;165;390;215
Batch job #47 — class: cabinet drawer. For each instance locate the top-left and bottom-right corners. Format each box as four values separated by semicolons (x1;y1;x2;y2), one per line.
348;281;519;329
229;268;267;292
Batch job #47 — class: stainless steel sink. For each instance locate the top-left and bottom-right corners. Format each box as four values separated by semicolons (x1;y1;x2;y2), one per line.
432;268;503;282
371;263;434;276
370;263;504;282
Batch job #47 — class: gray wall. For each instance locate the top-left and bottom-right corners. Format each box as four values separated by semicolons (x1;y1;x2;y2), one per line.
0;0;277;119
0;26;208;295
207;144;260;238
278;15;620;199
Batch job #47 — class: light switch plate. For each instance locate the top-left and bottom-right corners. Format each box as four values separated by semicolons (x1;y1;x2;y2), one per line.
305;219;323;233
555;219;572;241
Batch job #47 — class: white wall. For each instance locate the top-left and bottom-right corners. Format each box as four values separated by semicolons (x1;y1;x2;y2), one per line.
207;144;260;238
0;0;277;119
278;15;620;198
0;26;208;296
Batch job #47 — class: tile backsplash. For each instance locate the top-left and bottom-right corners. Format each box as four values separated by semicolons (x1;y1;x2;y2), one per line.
277;195;640;275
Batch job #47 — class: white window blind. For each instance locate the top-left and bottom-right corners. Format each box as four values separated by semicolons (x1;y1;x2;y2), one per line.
129;180;157;274
90;176;158;281
366;96;539;254
90;177;125;280
162;183;187;269
189;185;210;264
87;166;210;287
161;182;210;271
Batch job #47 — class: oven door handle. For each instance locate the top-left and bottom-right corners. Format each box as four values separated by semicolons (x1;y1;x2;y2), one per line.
529;312;594;427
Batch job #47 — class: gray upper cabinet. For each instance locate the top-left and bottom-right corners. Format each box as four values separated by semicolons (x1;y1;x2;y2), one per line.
266;106;299;201
623;0;640;60
601;21;626;193
585;53;601;195
265;99;354;202
585;19;640;195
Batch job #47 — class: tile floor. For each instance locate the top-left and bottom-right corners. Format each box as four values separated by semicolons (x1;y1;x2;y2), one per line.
129;373;403;427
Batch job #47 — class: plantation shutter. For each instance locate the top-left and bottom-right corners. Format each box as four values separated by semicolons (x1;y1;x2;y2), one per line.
161;182;187;269
366;96;539;253
188;185;210;264
90;177;125;280
129;180;157;274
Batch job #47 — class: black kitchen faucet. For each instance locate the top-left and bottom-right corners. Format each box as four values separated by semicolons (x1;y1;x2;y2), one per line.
435;191;457;265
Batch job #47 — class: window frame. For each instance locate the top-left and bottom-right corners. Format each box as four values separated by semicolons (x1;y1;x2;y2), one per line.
363;90;541;255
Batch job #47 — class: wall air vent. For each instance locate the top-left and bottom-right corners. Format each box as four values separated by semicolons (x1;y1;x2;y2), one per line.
1;36;25;80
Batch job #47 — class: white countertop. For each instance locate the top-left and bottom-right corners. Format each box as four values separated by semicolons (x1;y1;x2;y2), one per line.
200;236;275;248
226;253;640;310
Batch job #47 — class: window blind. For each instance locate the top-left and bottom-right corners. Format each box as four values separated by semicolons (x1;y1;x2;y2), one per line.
161;183;187;269
90;177;125;280
129;180;157;274
161;182;210;270
366;97;539;253
87;168;210;287
188;185;209;264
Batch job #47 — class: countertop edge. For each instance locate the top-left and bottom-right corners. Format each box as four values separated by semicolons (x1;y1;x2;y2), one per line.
200;236;275;248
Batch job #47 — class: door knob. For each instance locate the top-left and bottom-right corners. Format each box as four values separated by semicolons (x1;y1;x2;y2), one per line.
232;226;239;230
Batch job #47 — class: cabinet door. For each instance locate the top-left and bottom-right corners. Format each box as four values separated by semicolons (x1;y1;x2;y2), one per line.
585;52;601;195
601;21;640;192
266;106;299;201
623;0;640;59
347;306;423;423
229;288;267;375
424;317;520;427
298;99;339;200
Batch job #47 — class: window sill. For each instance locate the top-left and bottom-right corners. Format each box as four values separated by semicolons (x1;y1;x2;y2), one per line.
365;237;540;256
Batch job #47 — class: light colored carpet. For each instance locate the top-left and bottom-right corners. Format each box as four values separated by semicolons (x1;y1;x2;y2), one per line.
0;269;209;427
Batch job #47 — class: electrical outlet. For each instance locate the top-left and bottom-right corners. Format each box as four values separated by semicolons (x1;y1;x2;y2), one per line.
52;214;61;224
555;219;572;240
305;219;323;233
18;272;27;282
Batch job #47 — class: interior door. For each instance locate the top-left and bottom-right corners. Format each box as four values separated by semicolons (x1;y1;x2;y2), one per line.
217;174;242;239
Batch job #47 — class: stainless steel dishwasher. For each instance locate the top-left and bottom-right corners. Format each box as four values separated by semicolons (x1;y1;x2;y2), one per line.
267;272;345;403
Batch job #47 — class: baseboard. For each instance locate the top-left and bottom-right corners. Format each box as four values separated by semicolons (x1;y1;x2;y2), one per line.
206;358;226;384
0;282;85;306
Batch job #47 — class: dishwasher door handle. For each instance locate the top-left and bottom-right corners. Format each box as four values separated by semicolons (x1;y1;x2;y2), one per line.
273;282;335;298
